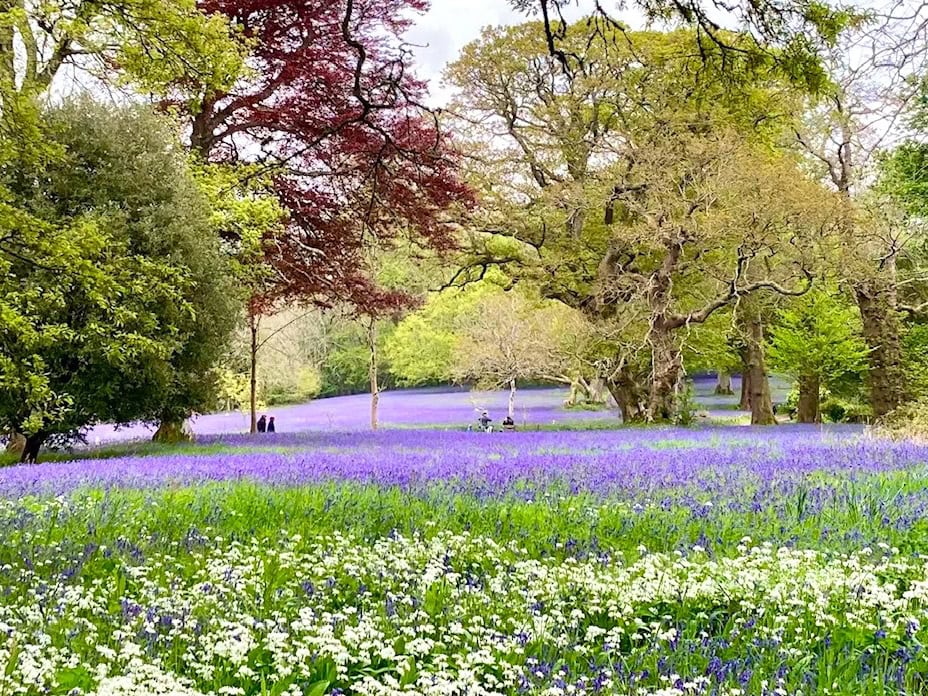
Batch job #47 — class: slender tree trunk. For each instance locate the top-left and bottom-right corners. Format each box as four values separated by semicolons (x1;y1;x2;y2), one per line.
747;316;776;425
249;312;259;434
368;320;379;431
715;372;733;395
647;323;682;422
508;378;516;419
20;432;45;464
739;351;752;411
797;374;821;423
855;277;906;418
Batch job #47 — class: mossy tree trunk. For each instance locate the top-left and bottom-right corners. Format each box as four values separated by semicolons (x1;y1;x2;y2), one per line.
747;316;776;425
607;365;646;424
797;373;821;423
855;278;906;418
152;420;194;443
646;321;682;422
739;351;752;411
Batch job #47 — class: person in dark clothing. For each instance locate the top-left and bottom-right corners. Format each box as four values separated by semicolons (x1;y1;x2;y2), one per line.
502;416;515;431
477;411;492;432
257;415;267;433
267;416;276;433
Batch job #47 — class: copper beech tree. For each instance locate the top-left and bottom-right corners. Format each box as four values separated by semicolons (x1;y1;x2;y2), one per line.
170;0;471;431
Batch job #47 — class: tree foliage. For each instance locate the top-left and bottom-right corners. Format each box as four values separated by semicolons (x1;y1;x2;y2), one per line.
445;23;842;421
170;0;472;315
0;0;244;97
0;100;235;457
767;289;868;421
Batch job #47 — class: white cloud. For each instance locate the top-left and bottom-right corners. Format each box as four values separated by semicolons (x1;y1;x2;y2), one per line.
405;0;523;105
407;1;648;105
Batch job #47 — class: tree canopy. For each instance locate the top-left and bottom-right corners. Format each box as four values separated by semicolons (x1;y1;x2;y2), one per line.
0;100;236;458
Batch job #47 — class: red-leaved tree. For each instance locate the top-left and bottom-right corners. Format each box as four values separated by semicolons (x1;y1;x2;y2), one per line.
173;0;471;430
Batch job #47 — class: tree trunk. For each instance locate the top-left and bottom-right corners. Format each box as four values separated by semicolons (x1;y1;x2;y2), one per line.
508;378;516;419
565;381;581;407
715;372;733;395
20;432;45;464
647;323;682;422
586;377;609;404
797;374;821;423
739;351;752;411
607;364;645;423
189;100;217;159
747;316;776;425
855;279;906;418
152;420;194;443
249;313;259;434
368;320;379;431
4;432;25;457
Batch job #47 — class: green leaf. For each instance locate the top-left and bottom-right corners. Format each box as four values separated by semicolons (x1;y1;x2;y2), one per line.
304;679;330;696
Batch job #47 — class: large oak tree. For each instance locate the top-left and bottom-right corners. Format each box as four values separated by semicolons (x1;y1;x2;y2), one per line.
444;23;841;422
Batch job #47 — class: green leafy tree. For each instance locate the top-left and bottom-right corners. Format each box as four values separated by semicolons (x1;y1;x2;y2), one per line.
682;310;743;396
386;283;501;387
767;290;868;422
903;324;928;402
195;162;287;433
451;292;574;419
0;0;243;99
445;23;841;423
0;100;235;459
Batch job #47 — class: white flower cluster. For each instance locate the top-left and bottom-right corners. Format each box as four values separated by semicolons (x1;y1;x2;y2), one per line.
0;524;925;695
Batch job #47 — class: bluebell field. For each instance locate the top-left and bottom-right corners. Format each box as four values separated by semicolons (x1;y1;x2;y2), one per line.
1;389;926;695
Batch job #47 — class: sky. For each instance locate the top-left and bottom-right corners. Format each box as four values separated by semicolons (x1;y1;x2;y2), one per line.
405;0;608;105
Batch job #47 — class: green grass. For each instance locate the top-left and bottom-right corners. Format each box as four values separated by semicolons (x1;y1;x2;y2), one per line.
8;463;928;567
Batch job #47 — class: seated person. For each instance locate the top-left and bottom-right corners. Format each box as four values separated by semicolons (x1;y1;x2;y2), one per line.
502;416;515;431
477;411;492;431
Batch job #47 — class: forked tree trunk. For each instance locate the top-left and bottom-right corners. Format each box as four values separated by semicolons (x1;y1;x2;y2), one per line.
20;432;45;464
607;364;646;423
249;313;259;434
747;316;776;425
797;374;821;423
368;320;379;431
715;372;733;395
508;379;516;419
647;324;682;422
855;279;906;418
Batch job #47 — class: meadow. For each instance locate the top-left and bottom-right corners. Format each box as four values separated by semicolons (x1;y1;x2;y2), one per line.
81;378;791;446
3;393;928;695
